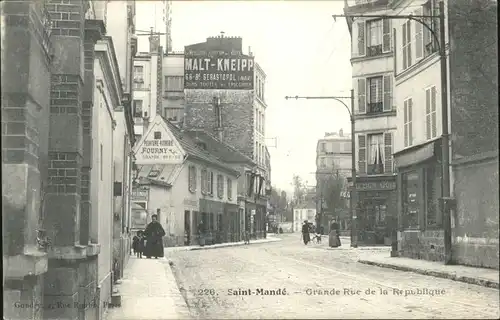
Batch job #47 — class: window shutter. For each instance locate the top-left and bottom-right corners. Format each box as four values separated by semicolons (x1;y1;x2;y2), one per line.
431;86;437;138
402;23;407;70
382;19;391;52
357;78;366;114
358;134;366;174
383;75;392;111
415;8;424;60
404;100;409;147
408;99;413;146
384;132;393;173
425;89;431;140
357;21;366;56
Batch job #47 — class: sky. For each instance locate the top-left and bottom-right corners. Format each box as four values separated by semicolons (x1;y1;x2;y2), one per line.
136;1;353;195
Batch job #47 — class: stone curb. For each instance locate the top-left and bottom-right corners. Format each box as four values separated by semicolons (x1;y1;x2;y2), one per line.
358;259;500;289
188;238;282;251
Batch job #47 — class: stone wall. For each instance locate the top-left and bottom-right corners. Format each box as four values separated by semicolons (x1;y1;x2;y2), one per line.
452;157;499;269
399;230;445;262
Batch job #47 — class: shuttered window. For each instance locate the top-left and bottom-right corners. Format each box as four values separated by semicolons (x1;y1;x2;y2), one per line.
217;174;224;199
383;74;393;111
404;98;413;147
382;19;392;53
415;8;424;60
402;21;412;70
425;86;437;140
358;134;366;174
201;169;208;194
357;21;366;56
188;165;197;193
208;171;214;195
384;132;393;173
357;78;366;114
227;177;233;200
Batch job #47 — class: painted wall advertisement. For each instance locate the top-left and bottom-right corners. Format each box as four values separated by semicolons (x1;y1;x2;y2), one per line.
184;49;254;90
135;122;184;165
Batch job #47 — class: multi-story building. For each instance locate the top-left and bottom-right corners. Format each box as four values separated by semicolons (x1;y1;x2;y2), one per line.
133;34;271;240
391;0;498;268
3;1;135;318
315;130;352;232
132;115;246;246
344;0;397;245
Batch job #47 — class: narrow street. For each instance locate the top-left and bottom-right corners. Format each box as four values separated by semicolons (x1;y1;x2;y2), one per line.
167;235;499;319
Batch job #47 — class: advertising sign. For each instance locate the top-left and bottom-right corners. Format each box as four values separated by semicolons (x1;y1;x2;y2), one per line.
134;119;185;165
184;50;254;90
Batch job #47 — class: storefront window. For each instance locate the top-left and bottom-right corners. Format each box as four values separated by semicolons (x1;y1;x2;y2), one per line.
402;171;420;229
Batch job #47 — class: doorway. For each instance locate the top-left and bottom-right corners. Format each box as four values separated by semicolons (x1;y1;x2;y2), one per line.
184;211;191;245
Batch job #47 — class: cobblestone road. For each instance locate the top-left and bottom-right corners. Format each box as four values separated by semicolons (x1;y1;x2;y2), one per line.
167;234;499;319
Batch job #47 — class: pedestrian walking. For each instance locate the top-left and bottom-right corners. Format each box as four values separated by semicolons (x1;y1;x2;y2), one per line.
137;231;146;258
329;218;341;248
143;214;166;259
244;228;250;244
301;220;311;245
197;221;205;246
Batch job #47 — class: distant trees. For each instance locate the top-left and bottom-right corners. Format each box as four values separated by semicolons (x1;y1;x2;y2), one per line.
292;174;307;206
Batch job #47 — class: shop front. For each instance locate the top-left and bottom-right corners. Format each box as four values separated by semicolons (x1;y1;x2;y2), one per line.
224;202;240;243
183;198;199;245
394;139;443;261
199;198;225;245
348;175;397;245
245;201;256;239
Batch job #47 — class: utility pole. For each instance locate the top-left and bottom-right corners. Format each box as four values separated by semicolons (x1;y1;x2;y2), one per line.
285;89;358;248
333;0;453;263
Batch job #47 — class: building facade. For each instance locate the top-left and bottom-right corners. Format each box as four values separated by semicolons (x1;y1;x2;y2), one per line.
315;130;352;232
345;0;398;245
132;35;270;240
447;0;498;269
132;115;241;246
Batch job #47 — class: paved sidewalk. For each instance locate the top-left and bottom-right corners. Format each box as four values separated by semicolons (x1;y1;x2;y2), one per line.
358;251;499;289
105;256;191;320
164;235;282;253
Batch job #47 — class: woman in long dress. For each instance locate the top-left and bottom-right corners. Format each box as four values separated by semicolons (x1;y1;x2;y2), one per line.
329;219;341;248
143;214;166;259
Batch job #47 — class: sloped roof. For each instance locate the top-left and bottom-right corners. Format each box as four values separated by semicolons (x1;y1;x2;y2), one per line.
184;129;255;165
162;119;240;176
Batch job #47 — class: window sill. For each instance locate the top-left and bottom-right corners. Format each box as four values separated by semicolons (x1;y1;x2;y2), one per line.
355;110;396;120
350;51;393;63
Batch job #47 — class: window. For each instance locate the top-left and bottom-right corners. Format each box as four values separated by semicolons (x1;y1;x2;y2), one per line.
165;108;183;122
403;98;413;147
367;76;383;113
133;100;143;118
165;76;184;92
343;142;352;153
188;165;197;193
367;19;383;56
402;171;420;229
227;177;232;200
367;134;384;174
255;109;259;131
201;169;208;194
425;86;437;140
262;114;265;134
402;21;412;70
320;142;326;152
256;142;260;163
375;204;387;224
133;66;143;81
423;0;439;56
154;131;161;139
100;144;103;180
217;174;224;199
320;157;326;168
208;171;214;195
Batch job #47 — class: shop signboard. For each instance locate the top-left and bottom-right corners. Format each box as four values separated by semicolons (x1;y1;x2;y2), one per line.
134;118;185;165
184;48;254;90
355;180;396;191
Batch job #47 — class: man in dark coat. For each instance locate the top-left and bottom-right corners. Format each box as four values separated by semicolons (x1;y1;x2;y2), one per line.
143;214;166;259
301;220;311;245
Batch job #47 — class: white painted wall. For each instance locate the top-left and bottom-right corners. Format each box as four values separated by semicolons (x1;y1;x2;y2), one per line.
392;0;450;154
104;1;129;89
92;57;115;308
